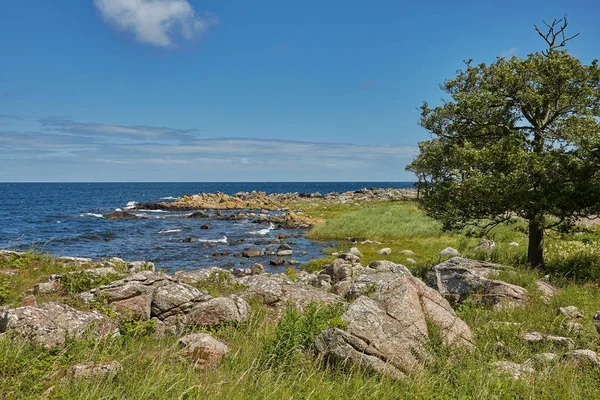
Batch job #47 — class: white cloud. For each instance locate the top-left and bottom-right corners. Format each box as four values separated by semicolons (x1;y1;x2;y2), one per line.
499;47;518;58
94;0;219;47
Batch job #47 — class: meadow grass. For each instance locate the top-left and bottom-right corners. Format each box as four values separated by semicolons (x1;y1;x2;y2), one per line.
2;199;600;399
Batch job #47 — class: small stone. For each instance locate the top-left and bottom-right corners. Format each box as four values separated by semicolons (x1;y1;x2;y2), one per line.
524;353;558;368
491;361;534;380
565;321;585;335
406;258;416;264
559;306;584;319
562;349;600;366
509;242;519;247
338;253;361;263
275;233;287;240
277;244;292;251
33;281;61;295
439;247;460;257
270;258;285;266
349;247;363;258
70;361;123;379
241;249;263;258
20;295;37;307
127;261;155;273
399;250;416;255
277;250;293;257
178;333;229;367
361;240;382;245
475;240;495;253
200;224;211;230
250;263;264;275
535;280;557;303
593;311;600;334
522;331;574;348
378;248;392;255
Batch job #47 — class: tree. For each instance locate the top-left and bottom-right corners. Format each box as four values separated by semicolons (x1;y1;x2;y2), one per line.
407;16;600;268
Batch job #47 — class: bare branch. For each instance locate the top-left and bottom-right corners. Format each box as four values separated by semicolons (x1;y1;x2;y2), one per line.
534;15;580;55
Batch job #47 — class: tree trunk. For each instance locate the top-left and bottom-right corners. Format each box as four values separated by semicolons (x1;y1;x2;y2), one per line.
527;218;544;268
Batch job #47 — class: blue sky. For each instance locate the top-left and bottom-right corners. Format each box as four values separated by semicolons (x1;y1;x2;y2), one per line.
1;0;598;182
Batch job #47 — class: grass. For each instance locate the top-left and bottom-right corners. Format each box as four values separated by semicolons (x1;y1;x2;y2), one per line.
2;198;600;398
3;288;600;399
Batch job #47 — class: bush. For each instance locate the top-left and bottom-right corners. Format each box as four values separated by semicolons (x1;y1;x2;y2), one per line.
261;302;346;369
60;271;124;295
0;279;10;305
192;270;247;297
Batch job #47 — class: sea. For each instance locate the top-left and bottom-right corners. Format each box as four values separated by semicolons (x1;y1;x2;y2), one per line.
0;182;414;273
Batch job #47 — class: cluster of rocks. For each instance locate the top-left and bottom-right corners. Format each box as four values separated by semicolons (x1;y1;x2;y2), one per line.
3;248;600;381
78;271;250;329
133;188;417;212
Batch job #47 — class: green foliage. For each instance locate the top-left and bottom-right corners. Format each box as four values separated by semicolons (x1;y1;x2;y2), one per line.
406;20;600;267
0;279;10;305
544;241;600;281
119;319;156;337
191;270;247;297
261;302;347;369
60;271;124;295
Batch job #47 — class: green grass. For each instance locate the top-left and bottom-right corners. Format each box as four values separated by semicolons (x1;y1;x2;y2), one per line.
3;200;600;399
3;287;600;399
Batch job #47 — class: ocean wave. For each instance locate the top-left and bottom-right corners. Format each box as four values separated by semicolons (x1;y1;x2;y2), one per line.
124;201;137;210
80;213;104;218
136;209;168;213
158;229;182;234
248;223;275;235
197;236;228;244
160;196;179;200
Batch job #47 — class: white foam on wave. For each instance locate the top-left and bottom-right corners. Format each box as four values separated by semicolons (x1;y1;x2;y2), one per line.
248;223;275;235
114;208;122;212
160;196;179;200
158;229;182;234
124;201;137;210
197;236;228;244
81;213;104;218
136;209;168;213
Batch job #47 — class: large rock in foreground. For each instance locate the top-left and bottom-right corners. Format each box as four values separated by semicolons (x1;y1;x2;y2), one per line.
315;266;473;379
0;302;118;347
80;271;250;328
426;257;528;309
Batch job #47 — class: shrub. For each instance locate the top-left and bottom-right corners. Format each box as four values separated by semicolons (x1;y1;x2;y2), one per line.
60;271;124;295
192;270;247;297
0;279;10;305
261;302;346;369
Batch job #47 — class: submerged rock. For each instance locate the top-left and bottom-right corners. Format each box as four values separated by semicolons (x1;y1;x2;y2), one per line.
104;211;140;220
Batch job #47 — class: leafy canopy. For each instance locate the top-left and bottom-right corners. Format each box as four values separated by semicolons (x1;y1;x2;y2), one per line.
407;23;600;236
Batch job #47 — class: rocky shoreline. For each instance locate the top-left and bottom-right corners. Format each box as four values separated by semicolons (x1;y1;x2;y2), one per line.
2;248;597;381
132;187;417;212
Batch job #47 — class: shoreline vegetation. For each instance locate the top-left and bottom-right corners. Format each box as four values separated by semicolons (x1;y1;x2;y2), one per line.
2;189;600;399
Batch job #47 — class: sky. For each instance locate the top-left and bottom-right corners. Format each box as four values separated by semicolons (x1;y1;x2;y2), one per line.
1;0;599;182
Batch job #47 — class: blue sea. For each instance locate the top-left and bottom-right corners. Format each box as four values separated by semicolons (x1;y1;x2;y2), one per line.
0;182;414;272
